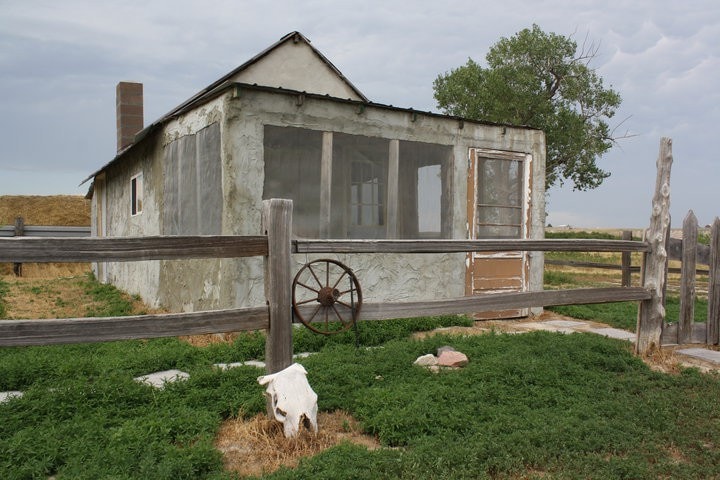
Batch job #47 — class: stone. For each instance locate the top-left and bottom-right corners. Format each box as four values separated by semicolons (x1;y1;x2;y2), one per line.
414;354;438;366
134;369;189;389
437;350;469;367
677;348;720;364
587;328;636;342
0;391;23;403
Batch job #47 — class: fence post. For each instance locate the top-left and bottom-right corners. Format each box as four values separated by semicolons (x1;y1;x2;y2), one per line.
621;230;632;287
678;211;697;344
13;216;24;277
708;217;720;345
636;138;673;355
262;199;294;374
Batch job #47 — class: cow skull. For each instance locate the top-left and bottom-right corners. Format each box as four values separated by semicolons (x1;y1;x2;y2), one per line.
257;363;318;438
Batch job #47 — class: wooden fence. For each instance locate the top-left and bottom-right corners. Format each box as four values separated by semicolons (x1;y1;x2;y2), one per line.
0;216;90;276
0;139;718;364
0;198;652;372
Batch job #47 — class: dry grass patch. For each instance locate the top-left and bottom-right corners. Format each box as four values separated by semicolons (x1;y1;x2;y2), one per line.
179;332;242;347
215;410;380;478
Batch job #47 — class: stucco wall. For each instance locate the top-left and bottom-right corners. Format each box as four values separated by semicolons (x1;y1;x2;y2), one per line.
95;87;545;314
95;134;163;306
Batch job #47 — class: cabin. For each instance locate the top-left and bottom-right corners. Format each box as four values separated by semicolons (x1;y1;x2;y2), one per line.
84;31;546;318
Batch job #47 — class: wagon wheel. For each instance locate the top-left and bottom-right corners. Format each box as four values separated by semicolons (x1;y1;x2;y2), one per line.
292;259;362;335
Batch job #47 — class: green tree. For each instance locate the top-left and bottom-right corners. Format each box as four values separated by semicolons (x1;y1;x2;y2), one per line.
434;25;622;191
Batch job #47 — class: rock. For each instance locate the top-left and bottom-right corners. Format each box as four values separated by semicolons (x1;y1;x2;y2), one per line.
437;345;457;355
0;391;23;403
414;353;438;366
437;350;469;367
134;369;189;389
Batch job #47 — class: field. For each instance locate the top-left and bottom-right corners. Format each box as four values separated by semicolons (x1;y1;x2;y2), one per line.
2;197;720;478
0;195;91;277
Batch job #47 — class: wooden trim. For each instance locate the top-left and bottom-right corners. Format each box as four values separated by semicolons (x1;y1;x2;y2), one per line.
320;131;333;238
0;308;269;347
298;287;650;322
386;139;399;238
0;235;268;263
294;238;649;254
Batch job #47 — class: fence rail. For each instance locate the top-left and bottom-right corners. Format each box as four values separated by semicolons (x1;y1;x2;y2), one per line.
1;139;718;364
0;206;651;358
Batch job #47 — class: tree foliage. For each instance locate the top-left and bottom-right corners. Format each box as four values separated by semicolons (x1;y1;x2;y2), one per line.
434;25;622;190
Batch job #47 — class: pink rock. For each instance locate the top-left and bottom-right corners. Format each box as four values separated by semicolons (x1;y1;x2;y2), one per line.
437;350;468;367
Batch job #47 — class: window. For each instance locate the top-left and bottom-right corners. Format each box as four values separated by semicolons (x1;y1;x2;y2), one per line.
262;127;452;240
350;159;385;227
262;126;322;237
130;173;143;216
162;123;222;235
398;140;451;239
333;133;389;239
476;156;524;238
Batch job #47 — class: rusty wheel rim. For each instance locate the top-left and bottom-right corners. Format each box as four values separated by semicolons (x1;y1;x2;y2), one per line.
292;259;362;335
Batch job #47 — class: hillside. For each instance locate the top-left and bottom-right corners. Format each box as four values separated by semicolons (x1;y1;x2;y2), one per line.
0;195;90;226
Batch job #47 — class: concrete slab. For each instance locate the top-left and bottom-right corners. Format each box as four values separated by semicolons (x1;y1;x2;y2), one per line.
214;360;266;370
0;391;23;403
544;320;590;329
676;348;720;365
514;322;575;334
134;369;189;388
587;328;637;342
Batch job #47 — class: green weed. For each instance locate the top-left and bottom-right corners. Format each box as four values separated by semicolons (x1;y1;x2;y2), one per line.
80;273;134;317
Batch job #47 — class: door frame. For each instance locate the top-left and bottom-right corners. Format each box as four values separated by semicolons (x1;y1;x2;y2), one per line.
465;148;532;318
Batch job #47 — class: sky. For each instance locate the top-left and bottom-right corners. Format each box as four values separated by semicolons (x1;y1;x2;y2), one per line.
1;0;718;229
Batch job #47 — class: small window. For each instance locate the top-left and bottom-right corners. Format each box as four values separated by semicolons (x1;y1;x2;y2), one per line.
131;173;143;216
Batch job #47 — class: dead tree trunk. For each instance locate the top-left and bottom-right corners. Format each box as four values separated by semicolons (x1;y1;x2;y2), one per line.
636;138;673;355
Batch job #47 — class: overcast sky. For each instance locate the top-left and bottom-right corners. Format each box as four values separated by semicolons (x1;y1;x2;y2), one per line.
1;0;718;228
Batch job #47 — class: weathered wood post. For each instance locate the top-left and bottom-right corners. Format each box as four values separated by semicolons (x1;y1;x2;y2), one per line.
621;230;632;287
262;199;294;374
13;216;24;277
708;218;720;345
636;138;673;355
678;211;698;344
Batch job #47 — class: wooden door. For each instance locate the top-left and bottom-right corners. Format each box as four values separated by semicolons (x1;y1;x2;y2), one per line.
465;148;531;319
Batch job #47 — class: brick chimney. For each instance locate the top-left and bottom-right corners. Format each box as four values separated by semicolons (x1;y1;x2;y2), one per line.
116;81;144;152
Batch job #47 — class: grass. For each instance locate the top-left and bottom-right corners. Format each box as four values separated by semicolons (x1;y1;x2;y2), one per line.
3;330;720;479
3;233;719;479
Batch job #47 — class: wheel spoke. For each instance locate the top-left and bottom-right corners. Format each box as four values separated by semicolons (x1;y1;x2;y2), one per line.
332;271;348;289
337;287;356;296
325;261;330;288
307;264;323;289
307;304;322;323
336;300;355;310
331;304;347;325
296;281;320;294
295;297;319;306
